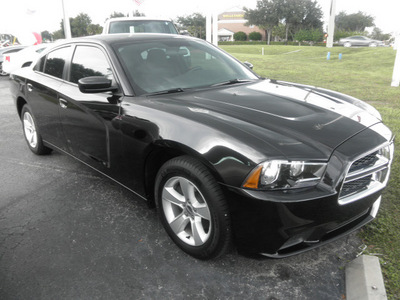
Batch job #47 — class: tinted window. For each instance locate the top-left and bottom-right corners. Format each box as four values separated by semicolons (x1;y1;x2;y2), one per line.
70;46;114;84
115;39;257;95
44;47;70;79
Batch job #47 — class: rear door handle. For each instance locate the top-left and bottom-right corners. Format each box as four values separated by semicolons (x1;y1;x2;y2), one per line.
59;98;68;109
27;83;33;92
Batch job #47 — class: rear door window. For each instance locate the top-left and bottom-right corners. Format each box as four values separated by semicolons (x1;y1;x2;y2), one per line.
43;47;71;79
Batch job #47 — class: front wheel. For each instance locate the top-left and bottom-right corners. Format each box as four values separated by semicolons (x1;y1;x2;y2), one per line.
343;42;352;47
21;105;52;155
155;156;231;259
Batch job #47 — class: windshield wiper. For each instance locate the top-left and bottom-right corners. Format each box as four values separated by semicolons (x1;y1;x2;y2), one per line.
146;88;185;96
211;79;253;87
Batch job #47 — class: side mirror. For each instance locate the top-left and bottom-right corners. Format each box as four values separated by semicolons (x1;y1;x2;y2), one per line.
78;76;117;93
243;61;253;70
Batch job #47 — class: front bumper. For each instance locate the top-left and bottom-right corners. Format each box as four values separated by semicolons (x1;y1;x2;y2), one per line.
226;185;382;257
224;123;393;257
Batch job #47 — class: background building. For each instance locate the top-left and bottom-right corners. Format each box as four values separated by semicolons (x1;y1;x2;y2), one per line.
217;7;265;41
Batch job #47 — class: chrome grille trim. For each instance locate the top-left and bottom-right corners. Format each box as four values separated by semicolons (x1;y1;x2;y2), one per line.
338;142;394;205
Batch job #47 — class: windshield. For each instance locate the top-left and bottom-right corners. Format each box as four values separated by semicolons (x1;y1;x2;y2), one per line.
109;20;178;34
114;37;258;96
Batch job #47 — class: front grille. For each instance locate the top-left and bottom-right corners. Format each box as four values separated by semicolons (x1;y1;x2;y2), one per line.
349;151;378;173
340;175;372;198
338;143;393;205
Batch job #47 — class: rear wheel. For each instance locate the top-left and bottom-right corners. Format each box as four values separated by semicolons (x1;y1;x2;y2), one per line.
155;156;231;259
21;105;52;155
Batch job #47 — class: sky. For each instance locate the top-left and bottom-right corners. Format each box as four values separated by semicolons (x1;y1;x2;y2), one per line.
1;0;399;39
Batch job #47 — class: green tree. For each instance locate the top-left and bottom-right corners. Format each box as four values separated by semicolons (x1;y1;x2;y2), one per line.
110;11;126;18
51;13;103;40
41;31;52;42
276;0;323;41
244;0;279;45
177;13;206;39
131;10;145;17
70;13;92;37
52;29;64;40
246;0;323;43
370;27;391;41
308;28;323;43
272;23;286;40
87;24;103;35
335;11;375;32
294;29;310;45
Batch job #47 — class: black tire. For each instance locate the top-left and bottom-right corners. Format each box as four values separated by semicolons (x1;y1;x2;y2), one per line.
155;156;231;260
21;105;52;155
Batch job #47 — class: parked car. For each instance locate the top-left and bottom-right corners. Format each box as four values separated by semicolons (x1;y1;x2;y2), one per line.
10;34;394;259
339;36;384;47
103;17;178;35
2;44;50;76
0;45;26;75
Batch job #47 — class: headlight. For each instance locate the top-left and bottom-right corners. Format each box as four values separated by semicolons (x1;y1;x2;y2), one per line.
378;142;394;162
243;160;327;190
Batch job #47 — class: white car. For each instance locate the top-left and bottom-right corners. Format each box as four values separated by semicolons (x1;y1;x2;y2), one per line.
0;45;26;75
2;44;50;76
102;17;178;34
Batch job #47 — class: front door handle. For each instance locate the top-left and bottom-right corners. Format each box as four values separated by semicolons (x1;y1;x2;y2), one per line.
59;98;68;109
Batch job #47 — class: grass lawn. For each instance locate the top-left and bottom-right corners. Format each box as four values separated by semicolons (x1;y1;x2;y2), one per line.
220;44;400;299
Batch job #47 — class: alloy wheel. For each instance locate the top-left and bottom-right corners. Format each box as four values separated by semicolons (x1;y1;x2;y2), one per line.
161;176;212;246
23;112;38;148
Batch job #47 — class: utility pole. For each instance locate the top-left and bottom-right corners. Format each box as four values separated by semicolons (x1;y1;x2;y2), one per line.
206;14;212;43
392;35;400;87
61;0;72;39
206;13;219;46
212;12;218;46
326;0;336;48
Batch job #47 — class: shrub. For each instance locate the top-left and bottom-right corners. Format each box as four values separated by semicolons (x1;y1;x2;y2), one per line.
233;31;247;41
249;31;262;41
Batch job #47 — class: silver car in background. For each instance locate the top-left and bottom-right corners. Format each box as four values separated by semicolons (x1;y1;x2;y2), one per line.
339;36;384;47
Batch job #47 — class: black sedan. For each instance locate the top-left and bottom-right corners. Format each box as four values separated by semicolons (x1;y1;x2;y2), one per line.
10;34;394;259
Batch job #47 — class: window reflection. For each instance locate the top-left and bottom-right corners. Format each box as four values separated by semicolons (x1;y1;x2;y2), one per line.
70;46;114;84
43;46;70;79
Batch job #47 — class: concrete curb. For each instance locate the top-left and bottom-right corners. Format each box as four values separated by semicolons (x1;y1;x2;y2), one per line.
346;255;387;300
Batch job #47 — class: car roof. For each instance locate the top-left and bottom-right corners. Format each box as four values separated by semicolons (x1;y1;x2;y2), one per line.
106;17;173;22
0;45;26;54
54;33;197;48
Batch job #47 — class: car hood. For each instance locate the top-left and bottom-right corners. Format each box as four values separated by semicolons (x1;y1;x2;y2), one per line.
146;79;382;161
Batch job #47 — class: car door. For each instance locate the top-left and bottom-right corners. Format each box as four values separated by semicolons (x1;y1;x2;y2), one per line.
25;46;72;151
57;44;122;172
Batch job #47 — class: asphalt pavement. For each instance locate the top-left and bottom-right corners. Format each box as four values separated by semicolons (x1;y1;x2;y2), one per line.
0;75;364;299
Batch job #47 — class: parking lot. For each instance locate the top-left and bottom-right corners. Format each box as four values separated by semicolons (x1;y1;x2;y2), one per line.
0;75;362;299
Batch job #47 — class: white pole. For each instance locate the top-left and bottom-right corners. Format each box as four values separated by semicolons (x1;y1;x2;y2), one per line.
391;35;400;87
212;12;218;46
61;0;72;39
326;0;336;48
206;14;212;43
